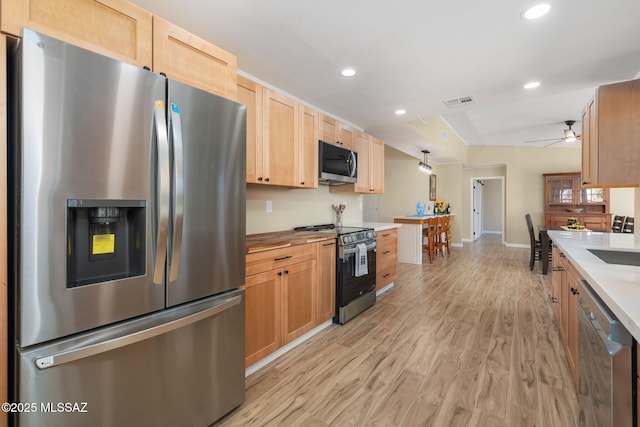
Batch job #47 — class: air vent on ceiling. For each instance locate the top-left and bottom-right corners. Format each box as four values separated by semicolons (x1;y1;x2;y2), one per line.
443;96;476;108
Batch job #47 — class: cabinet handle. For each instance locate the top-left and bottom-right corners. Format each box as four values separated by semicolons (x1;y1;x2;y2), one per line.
383;250;391;255
277;271;282;276
382;233;391;237
582;181;591;185
142;65;151;71
551;266;565;272
570;287;580;295
551;297;559;303
300;181;305;185
284;270;289;274
257;177;263;181
383;273;390;278
265;177;270;182
274;255;292;262
322;242;334;247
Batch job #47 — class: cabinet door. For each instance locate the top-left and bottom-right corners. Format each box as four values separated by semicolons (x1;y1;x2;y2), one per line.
337;122;355;149
316;241;336;324
581;216;608;232
369;136;385;193
237;76;263;184
546;175;575;204
298;105;319;188
244;270;282;368
566;269;580;386
282;260;316;343
320;114;337;143
596;79;640;186
581;98;596;186
550;247;563;323
262;89;299;186
1;0;152;67
153;16;237;100
354;131;370;193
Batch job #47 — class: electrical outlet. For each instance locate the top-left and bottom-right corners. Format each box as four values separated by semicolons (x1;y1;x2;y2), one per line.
266;200;272;213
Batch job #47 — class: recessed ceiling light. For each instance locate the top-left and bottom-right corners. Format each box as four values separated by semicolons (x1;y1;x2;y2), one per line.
395;109;406;116
341;68;357;77
523;3;551;20
524;81;541;89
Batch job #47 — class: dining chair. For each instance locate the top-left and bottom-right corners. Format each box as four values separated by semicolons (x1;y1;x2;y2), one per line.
525;214;540;270
612;215;625;233
622;216;634;233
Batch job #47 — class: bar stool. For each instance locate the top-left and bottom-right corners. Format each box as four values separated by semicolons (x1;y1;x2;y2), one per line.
622;217;634;233
421;217;438;263
440;215;451;256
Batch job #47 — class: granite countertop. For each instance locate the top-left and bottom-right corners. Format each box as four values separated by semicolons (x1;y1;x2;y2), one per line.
246;230;337;254
547;230;640;341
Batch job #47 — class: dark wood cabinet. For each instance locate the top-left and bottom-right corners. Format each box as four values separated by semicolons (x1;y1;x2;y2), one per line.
544;172;611;231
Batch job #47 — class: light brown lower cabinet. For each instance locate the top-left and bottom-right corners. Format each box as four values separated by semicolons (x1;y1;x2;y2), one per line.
244;240;335;368
550;243;579;387
376;228;398;290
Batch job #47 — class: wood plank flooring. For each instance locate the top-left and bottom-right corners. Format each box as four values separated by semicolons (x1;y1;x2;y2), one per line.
215;234;578;426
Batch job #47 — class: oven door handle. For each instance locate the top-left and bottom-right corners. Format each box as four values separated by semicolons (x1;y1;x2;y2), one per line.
342;242;376;256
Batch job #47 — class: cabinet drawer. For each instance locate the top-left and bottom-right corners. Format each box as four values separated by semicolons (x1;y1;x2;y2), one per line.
377;264;397;288
246;243;315;276
376;229;398;245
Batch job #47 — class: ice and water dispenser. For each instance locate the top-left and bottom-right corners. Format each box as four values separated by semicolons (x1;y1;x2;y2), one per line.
67;199;146;287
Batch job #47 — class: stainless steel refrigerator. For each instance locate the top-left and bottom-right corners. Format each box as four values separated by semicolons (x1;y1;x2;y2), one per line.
8;29;246;426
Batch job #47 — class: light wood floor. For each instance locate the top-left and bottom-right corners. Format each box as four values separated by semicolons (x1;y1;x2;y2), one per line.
215;234;578;426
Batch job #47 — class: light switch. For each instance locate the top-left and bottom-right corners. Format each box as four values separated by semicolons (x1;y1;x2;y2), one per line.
266;200;272;213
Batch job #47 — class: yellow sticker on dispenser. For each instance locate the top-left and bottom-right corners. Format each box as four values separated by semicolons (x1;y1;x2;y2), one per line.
92;234;115;255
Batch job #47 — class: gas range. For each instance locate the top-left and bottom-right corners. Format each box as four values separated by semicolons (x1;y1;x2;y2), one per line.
294;224;376;246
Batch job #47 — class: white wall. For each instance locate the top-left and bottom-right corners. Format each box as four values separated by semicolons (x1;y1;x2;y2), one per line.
610;188;636;217
482;179;503;233
246;184;363;234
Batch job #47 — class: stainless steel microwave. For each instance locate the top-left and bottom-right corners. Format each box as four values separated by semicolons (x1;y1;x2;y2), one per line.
318;140;357;185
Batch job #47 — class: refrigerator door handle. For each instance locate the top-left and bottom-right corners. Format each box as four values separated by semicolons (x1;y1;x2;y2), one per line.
153;100;171;284
168;103;184;282
35;294;243;370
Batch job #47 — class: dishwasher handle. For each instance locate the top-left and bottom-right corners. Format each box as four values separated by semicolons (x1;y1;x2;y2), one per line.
578;279;632;347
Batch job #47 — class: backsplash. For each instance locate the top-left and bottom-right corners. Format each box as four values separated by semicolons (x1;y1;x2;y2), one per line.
246;184;363;234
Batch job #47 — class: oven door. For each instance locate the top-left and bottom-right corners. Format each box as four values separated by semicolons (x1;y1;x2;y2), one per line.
336;245;376;306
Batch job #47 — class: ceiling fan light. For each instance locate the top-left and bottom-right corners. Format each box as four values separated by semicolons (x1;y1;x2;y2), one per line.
565;135;577;143
523;3;551;20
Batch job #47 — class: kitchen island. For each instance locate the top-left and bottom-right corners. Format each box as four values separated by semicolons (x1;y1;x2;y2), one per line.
393;214;455;264
548;230;640;341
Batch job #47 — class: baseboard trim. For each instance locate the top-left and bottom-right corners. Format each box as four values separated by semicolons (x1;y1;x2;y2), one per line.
506;243;529;249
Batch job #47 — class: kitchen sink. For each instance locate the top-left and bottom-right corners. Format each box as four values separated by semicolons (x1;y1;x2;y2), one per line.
587;249;640;266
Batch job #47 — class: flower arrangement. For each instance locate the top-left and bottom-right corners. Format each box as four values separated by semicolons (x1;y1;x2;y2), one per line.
434;199;448;213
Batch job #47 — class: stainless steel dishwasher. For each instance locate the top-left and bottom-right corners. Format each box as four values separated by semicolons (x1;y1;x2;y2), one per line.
577;279;634;427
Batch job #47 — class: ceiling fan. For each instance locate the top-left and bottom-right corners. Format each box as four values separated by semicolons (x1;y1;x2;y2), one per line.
523;120;581;147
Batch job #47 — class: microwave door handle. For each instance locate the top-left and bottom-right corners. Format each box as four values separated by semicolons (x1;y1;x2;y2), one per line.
152;101;170;285
348;150;357;177
168;103;184;282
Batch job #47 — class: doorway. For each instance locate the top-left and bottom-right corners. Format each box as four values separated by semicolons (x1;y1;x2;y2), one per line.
470;176;504;242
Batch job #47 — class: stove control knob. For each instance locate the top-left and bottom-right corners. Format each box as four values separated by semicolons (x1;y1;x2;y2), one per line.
366;231;375;239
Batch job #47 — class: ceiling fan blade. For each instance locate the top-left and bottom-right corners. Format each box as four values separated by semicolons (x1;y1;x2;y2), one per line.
544;139;564;147
523;137;563;143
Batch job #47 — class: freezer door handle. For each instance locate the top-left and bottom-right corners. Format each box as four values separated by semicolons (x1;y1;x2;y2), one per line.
35;294;243;369
153;100;171;285
168;103;184;282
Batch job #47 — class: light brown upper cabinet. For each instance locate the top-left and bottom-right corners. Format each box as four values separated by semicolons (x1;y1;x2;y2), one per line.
2;1;237;100
331;131;385;194
581;79;640;187
1;0;153;67
237;76;263;184
298;106;319;188
260;88;299;186
319;113;355;149
153;16;237;100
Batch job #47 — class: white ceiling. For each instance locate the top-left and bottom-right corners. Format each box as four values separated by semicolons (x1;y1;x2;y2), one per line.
131;0;640;162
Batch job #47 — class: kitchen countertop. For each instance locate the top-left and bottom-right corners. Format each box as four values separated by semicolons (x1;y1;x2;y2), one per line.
246;230;337;254
393;213;455;224
362;222;402;231
547;230;640;341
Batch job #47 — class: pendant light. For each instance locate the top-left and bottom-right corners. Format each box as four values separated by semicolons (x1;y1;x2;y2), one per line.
418;149;432;174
